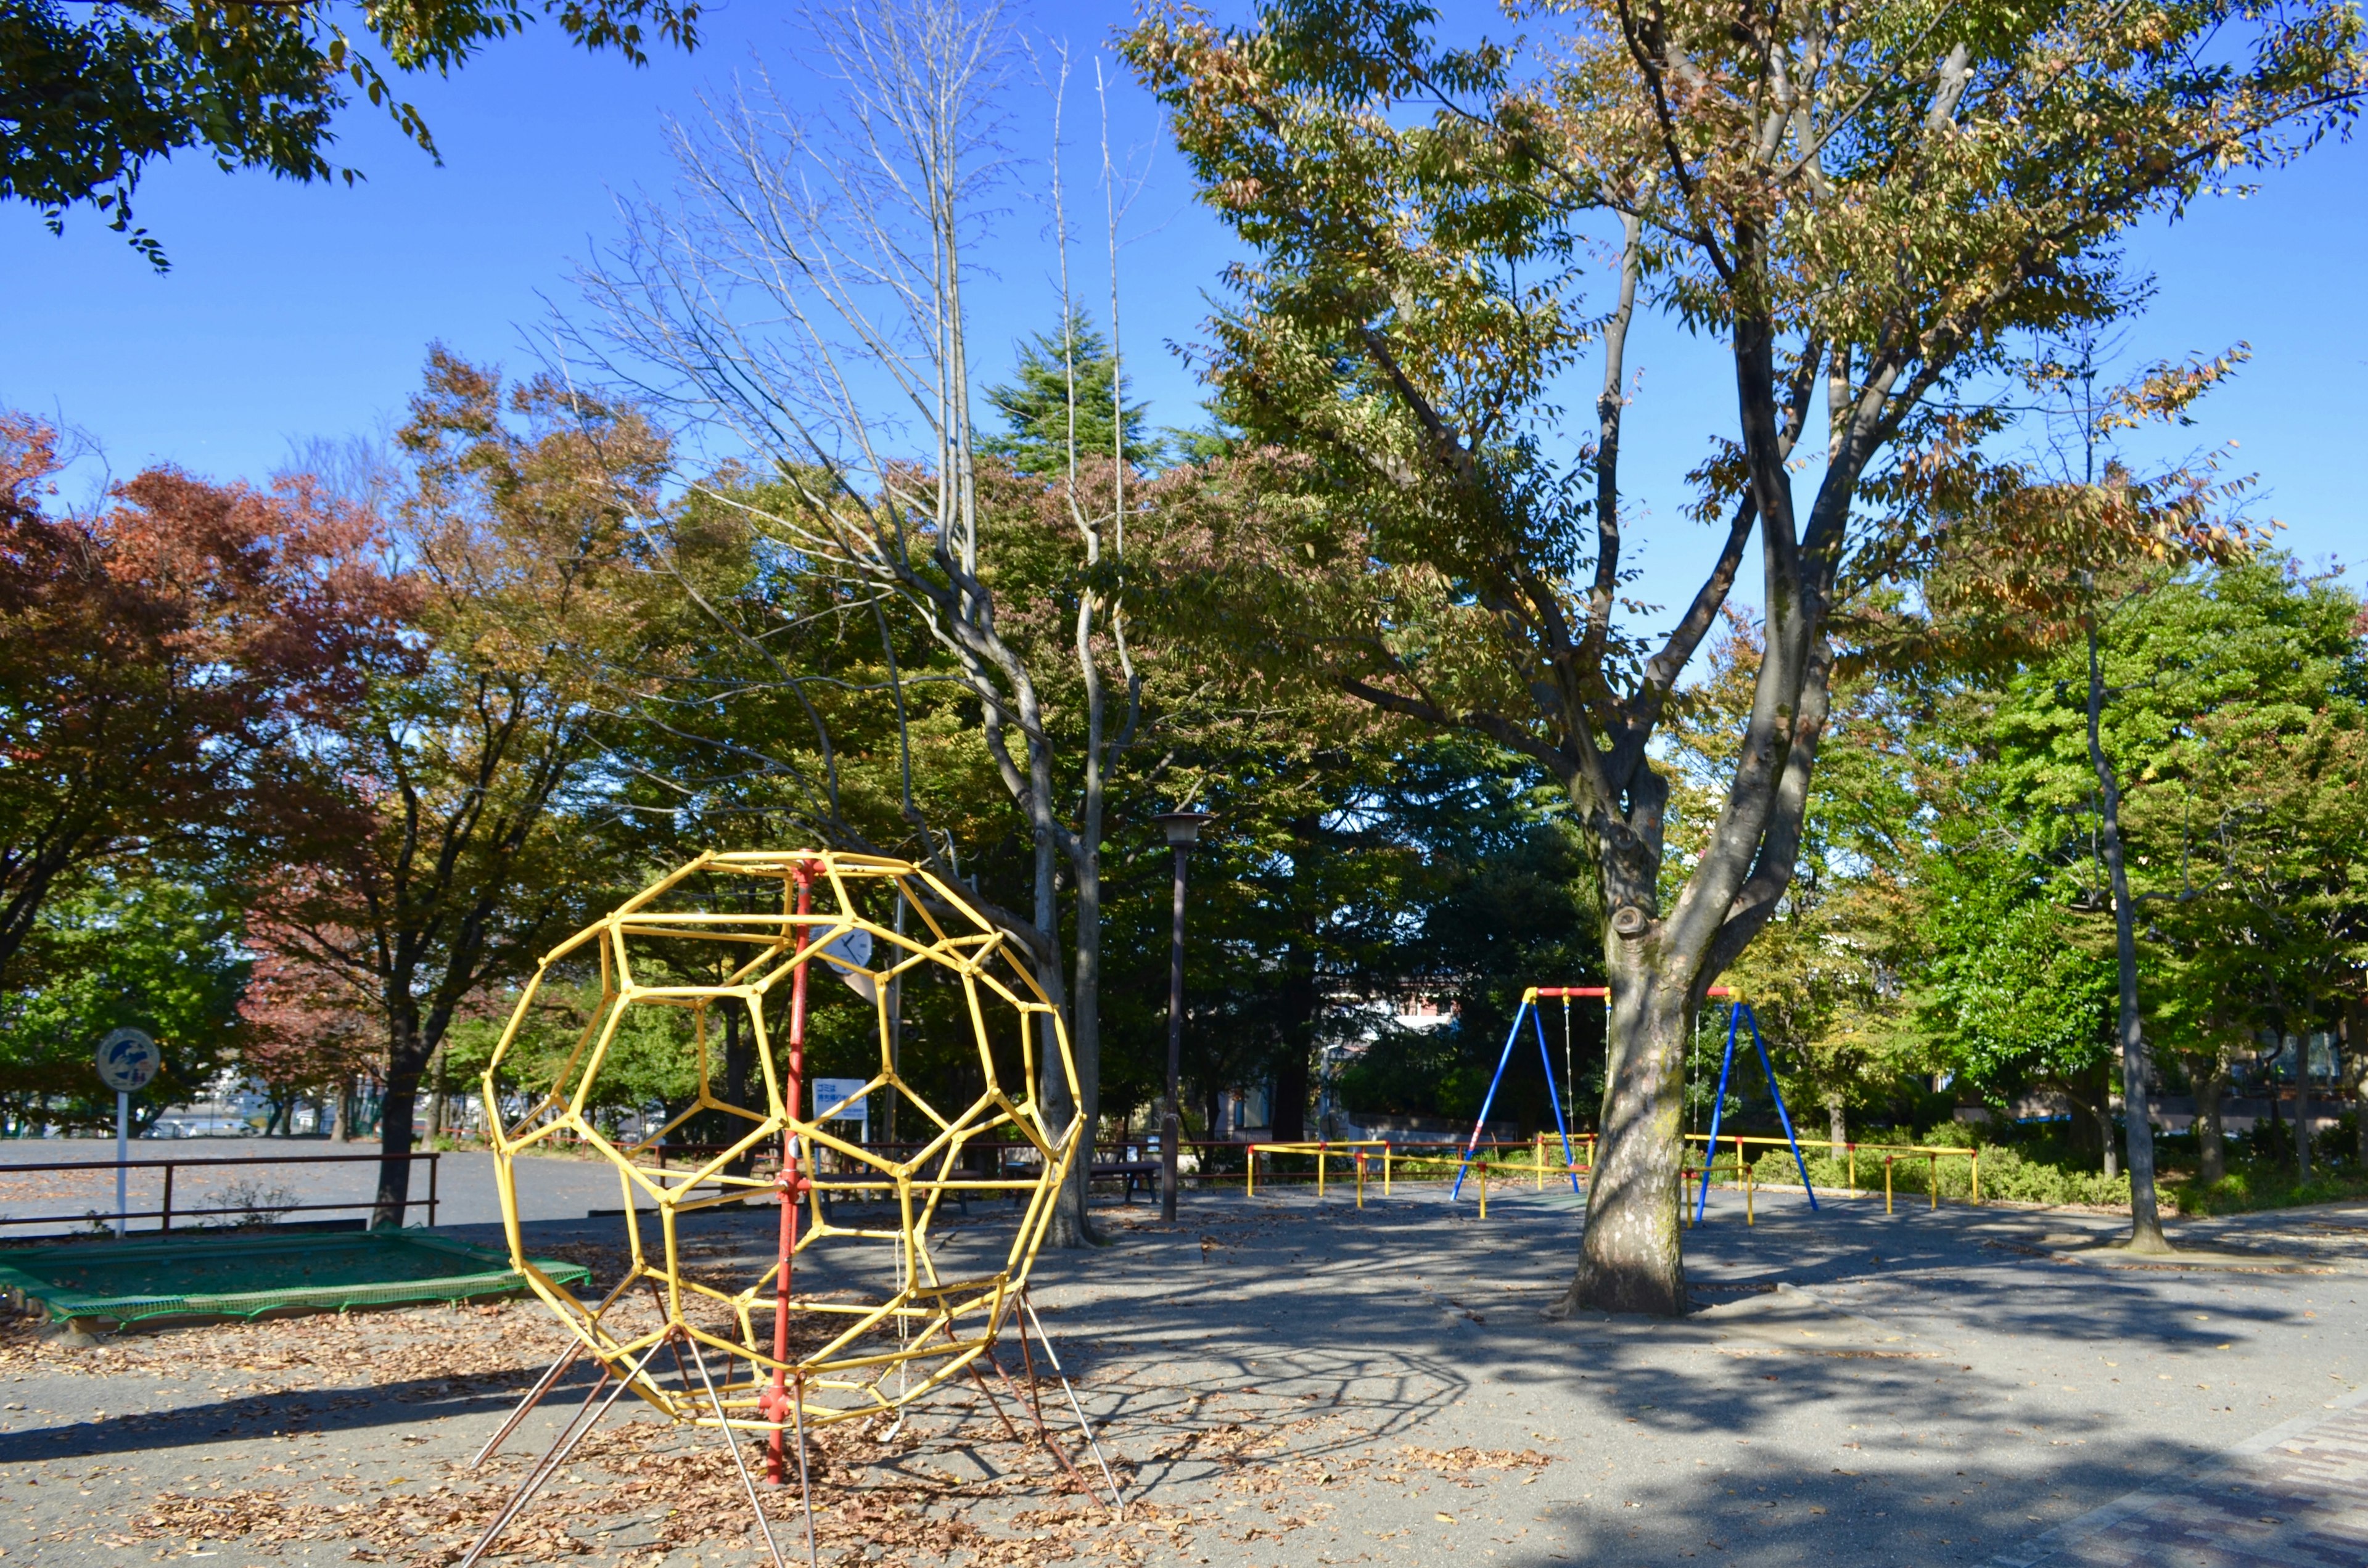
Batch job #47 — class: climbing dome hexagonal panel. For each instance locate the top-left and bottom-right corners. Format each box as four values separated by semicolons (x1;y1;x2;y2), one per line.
482;850;1080;1434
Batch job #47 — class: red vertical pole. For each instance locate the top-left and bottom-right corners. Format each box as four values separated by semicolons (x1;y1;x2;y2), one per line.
765;862;815;1485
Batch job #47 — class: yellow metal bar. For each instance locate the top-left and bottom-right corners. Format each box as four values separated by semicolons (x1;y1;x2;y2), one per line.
1478;1160;1488;1220
1929;1152;1939;1210
1746;1156;1755;1226
1318;1147;1327;1199
1356;1152;1366;1210
1885;1155;1894;1215
1384;1145;1392;1196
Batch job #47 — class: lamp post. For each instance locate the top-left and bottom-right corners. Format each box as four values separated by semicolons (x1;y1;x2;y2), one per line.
1154;810;1209;1222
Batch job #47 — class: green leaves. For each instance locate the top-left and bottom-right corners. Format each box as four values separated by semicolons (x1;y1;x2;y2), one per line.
0;872;245;1127
980;314;1164;477
1;0;702;269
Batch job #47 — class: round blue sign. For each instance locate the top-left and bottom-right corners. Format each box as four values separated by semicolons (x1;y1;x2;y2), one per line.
95;1027;160;1093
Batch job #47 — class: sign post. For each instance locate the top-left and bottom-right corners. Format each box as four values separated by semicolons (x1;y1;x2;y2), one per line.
94;1027;160;1238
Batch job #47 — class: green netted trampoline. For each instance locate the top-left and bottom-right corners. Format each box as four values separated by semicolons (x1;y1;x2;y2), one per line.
0;1231;591;1326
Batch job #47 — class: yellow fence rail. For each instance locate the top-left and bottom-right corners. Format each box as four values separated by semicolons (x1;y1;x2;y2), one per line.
1235;1130;1985;1221
1246;1141;1391;1205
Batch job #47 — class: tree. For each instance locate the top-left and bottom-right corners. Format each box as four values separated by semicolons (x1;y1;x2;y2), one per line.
248;351;673;1228
0;409;401;999
1909;556;2368;1196
1662;617;1931;1146
577;0;1164;1244
1;0;700;268
2092;560;2368;1178
0;871;245;1133
983;314;1162;475
1914;834;2119;1141
1893;344;2261;1248
235;950;379;1136
1127;0;2362;1311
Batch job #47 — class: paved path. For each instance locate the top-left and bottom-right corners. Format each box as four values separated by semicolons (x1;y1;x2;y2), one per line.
1994;1390;2368;1567
1;1179;2364;1565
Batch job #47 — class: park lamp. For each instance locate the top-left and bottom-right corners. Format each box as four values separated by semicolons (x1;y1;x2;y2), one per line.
1154;810;1211;1222
1154;810;1211;848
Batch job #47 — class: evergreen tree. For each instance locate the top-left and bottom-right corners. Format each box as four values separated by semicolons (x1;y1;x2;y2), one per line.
980;314;1161;475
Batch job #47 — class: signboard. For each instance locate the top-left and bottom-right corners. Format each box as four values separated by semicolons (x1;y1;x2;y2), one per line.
95;1027;160;1093
812;1077;871;1133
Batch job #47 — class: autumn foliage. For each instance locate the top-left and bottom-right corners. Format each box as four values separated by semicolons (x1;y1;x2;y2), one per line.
0;412;408;998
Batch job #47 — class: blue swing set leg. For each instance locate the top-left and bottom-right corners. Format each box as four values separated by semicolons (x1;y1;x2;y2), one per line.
1693;1001;1819;1223
1751;1006;1820;1210
1452;996;1583;1201
1452;1001;1530;1201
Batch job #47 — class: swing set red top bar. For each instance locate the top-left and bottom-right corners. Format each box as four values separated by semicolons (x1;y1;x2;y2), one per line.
1529;986;1735;999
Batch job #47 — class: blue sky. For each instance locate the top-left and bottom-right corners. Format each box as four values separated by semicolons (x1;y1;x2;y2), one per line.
4;2;2360;628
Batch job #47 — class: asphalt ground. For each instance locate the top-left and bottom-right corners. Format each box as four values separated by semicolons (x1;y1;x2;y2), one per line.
1;1175;2364;1566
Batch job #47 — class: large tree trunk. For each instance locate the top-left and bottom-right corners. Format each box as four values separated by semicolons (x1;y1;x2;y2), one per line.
1272;832;1320;1143
1030;820;1103;1249
373;1008;430;1229
2087;621;2166;1249
1555;952;1690;1319
1272;1034;1310;1144
421;1037;449;1142
1064;839;1108;1245
2188;1054;2227;1185
2295;1064;2312;1179
2058;1067;2112;1172
1827;1096;1846;1152
2345;998;2367;1169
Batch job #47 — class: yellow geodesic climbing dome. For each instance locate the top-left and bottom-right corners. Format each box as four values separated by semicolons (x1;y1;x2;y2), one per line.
481;850;1082;1437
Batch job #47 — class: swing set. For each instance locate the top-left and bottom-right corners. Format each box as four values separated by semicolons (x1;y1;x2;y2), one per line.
1449;985;1820;1221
